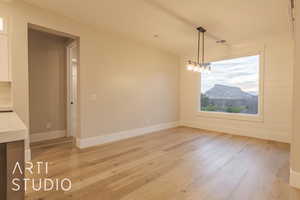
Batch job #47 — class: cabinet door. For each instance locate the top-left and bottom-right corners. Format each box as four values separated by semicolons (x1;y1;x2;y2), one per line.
0;34;9;81
6;141;25;200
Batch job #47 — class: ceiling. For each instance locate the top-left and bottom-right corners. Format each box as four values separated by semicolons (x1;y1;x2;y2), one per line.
23;0;292;56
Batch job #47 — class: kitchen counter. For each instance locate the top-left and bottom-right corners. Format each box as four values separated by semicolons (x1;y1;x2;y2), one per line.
0;112;27;143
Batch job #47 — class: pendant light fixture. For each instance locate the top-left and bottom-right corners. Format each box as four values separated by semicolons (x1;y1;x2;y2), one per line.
186;26;211;73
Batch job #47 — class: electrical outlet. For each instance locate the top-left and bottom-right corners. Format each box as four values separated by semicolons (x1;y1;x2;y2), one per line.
146;119;151;125
46;122;52;129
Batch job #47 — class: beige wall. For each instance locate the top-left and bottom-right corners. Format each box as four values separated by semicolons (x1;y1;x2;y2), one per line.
0;82;11;107
180;35;294;143
0;1;179;139
0;0;292;145
28;29;67;134
291;0;300;175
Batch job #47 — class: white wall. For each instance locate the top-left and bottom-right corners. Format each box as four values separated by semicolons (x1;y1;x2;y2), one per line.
0;1;180;141
2;0;292;147
291;0;300;190
180;34;294;143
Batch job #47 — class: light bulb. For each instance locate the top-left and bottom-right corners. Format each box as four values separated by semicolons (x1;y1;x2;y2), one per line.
186;60;194;71
193;63;199;72
204;65;211;74
193;66;199;72
187;64;194;71
197;66;202;73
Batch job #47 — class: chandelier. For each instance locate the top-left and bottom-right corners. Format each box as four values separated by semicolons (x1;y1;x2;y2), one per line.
186;27;211;73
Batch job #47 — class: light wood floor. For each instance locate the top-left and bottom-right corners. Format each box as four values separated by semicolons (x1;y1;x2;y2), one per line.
26;127;295;200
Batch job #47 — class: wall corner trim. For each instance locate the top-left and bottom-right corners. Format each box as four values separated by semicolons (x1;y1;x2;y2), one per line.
76;121;180;149
290;169;300;189
25;148;31;161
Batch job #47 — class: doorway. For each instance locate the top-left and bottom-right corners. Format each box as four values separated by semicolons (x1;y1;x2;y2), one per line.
28;24;79;143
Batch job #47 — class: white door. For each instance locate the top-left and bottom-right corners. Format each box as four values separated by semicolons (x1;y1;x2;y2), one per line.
67;42;78;137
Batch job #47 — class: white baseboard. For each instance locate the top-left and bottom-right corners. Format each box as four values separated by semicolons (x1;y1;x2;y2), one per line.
76;121;179;149
30;130;66;143
290;169;300;189
25;148;31;161
180;121;291;143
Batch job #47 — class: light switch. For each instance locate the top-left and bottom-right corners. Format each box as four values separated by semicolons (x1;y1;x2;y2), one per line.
46;122;52;129
90;94;97;101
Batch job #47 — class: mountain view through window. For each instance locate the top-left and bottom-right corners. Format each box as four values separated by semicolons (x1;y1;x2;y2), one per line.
201;55;259;114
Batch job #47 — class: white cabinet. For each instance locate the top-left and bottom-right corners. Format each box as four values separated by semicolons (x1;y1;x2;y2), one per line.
0;34;9;81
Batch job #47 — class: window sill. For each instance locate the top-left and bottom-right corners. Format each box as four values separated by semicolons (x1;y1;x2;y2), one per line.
196;111;263;122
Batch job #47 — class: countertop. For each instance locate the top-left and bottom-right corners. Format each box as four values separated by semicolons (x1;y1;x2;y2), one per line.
0;112;27;143
0;105;13;112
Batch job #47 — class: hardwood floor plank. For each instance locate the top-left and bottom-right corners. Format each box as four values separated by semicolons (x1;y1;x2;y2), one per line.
25;127;291;200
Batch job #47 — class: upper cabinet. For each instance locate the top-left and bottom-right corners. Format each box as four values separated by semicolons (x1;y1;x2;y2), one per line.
0;17;10;82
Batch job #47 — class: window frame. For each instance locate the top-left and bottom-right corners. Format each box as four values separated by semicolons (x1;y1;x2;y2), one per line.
196;48;265;122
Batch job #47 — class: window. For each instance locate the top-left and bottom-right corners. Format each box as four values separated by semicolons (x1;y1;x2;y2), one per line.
200;55;260;115
0;17;3;32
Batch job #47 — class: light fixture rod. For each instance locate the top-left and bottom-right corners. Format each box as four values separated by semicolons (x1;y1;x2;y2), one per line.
197;30;200;64
196;27;206;65
202;31;205;65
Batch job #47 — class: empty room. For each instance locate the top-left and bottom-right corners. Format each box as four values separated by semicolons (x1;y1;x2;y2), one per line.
0;0;300;200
